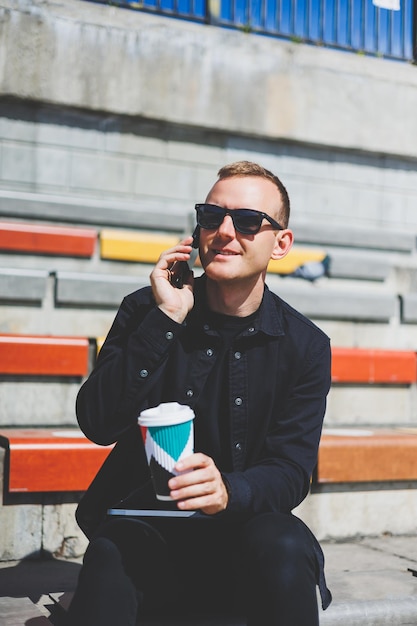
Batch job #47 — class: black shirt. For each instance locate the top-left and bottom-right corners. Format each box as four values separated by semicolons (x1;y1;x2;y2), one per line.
199;309;258;472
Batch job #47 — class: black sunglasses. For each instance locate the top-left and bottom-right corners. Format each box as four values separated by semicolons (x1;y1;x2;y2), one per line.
195;203;283;235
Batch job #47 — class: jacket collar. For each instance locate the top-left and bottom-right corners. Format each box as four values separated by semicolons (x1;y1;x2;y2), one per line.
190;275;285;338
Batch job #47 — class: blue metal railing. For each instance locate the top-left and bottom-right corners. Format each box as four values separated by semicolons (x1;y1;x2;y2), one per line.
99;0;416;61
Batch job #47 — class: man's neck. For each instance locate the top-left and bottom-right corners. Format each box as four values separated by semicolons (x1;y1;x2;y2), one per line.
205;276;265;317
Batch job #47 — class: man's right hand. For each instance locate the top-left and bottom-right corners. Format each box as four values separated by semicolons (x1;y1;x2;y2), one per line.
150;236;195;324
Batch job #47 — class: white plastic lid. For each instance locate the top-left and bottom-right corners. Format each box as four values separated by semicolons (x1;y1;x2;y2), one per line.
138;402;194;427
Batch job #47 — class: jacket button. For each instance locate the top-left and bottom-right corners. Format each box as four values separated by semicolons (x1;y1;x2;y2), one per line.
139;369;149;378
234;351;241;359
234;397;243;406
248;327;255;333
186;389;194;398
235;442;242;451
165;331;174;340
206;348;214;357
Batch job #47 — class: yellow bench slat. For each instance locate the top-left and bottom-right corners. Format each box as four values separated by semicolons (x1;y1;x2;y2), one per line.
267;248;327;274
100;230;180;263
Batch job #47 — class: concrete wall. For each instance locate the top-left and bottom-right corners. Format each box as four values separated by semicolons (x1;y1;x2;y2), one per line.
1;0;417;555
2;0;417;157
0;0;416;230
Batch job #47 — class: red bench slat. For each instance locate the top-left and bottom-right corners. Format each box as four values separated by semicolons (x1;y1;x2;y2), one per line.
331;348;417;384
0;221;97;257
0;335;90;376
0;429;113;492
317;428;417;483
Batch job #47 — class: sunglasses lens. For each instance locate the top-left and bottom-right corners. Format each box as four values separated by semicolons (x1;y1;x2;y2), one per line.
233;210;262;234
196;205;222;229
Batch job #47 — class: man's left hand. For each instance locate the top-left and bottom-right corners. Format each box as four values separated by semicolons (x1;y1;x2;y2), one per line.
168;453;229;515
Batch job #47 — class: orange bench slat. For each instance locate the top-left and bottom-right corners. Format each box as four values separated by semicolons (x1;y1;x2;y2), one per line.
0;221;97;257
0;429;113;492
317;429;417;483
331;348;417;384
0;335;90;376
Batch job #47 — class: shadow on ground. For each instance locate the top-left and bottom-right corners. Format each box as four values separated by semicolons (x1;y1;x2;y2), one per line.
0;551;81;603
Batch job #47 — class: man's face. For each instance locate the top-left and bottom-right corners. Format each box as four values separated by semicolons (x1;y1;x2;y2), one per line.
199;176;285;285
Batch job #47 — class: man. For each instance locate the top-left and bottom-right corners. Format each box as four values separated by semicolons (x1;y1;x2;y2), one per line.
67;161;332;625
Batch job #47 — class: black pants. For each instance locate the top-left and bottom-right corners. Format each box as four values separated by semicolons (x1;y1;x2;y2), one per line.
67;512;320;626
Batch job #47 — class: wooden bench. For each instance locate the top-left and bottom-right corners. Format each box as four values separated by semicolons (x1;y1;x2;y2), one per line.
0;221;97;257
2;339;417;489
0;428;114;493
269;248;327;276
331;347;417;384
318;427;417;483
99;343;417;487
100;229;180;263
318;347;417;483
99;228;328;276
0;334;108;493
0;334;90;377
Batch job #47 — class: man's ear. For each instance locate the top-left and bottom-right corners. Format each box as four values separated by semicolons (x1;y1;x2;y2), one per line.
271;229;294;261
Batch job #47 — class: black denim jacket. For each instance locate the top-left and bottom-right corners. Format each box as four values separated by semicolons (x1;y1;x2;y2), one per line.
76;274;330;513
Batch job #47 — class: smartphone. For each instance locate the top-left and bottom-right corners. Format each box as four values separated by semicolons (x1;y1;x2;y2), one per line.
168;226;200;289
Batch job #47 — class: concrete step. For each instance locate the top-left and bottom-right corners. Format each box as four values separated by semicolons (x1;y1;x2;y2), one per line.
321;535;417;625
0;382;80;428
0;596;50;625
295;484;417;541
3;378;417;428
326;384;417;426
1;535;417;625
321;597;417;625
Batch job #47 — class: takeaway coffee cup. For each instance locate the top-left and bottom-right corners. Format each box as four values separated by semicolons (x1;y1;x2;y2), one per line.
138;402;195;501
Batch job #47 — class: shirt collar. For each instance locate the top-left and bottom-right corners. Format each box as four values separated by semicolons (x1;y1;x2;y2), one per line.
190;276;285;338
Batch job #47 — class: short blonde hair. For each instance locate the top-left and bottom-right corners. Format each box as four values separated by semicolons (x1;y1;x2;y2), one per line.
217;161;290;227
